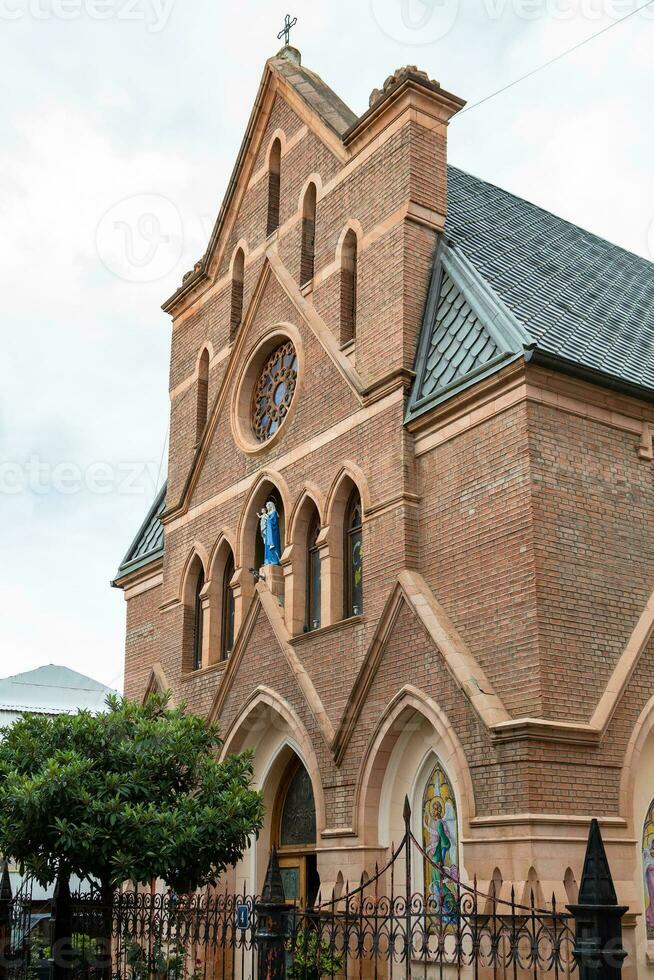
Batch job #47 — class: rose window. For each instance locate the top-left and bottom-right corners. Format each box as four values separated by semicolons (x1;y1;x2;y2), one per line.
252;340;298;442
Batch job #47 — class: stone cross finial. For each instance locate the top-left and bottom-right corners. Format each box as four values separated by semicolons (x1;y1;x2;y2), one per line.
277;13;297;46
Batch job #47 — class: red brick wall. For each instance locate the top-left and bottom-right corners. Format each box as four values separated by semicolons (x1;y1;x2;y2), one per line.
123;583;163;702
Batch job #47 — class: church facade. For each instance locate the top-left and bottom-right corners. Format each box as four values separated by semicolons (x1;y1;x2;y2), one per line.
113;47;654;975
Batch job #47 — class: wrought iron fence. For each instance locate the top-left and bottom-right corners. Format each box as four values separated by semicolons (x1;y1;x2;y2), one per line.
62;888;258;980
0;802;587;980
287;826;576;980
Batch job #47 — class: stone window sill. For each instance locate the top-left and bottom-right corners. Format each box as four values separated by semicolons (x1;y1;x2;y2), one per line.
289;615;363;646
180;659;229;682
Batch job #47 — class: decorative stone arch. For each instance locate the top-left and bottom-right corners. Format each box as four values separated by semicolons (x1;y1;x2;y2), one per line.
229;245;247;342
325;462;372;525
620;694;654;968
179;543;210;604
265;132;286;237
285;487;325;636
220;686;326;895
335;221;363;346
323;463;371;624
620;693;654;830
355;685;475;849
179;545;209;671
229;239;249;272
195;345;212;445
297;173;324;211
335;219;364;263
207;531;238;664
288;485;325;542
194;341;214;373
265;128;288;167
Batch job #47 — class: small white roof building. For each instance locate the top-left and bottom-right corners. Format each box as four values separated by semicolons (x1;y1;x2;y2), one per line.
0;664;118;901
0;664;116;728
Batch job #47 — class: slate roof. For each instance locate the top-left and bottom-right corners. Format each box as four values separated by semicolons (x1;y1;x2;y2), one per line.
420;271;501;396
0;665;117;724
113;483;166;583
444;166;654;392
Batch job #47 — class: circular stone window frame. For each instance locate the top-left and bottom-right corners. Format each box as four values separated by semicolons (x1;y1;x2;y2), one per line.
232;325;304;455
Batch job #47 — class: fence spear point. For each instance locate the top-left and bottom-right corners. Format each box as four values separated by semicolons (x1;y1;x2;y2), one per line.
403;796;411;823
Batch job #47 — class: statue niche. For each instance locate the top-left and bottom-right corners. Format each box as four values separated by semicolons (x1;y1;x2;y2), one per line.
254;490;285;604
258;500;282;566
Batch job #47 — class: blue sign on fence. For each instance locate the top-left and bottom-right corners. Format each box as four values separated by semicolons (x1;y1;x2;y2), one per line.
236;903;250;930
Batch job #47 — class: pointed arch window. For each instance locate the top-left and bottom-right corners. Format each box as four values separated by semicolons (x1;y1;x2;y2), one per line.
279;763;316;847
192;567;205;671
221;552;236;661
422;759;459;920
643;797;654;938
267;139;281;237
340;230;358;345
230;248;245;342
300;183;317;286
196;348;209;444
344;489;363;617
306;511;321;631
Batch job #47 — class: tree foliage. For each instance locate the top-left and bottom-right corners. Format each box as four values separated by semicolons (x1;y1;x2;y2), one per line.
0;693;264;892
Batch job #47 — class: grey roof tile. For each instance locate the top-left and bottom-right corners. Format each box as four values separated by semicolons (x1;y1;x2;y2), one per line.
445;166;654;391
413;267;503;401
113;484;166;582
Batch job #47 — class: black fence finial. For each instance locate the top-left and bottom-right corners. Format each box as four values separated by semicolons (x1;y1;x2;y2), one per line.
261;845;286;904
578;819;618;906
256;848;292;980
567;819;628;980
0;863;11;911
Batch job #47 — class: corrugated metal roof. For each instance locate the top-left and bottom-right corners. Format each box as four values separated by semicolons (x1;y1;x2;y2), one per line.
0;665;117;717
113;483;166;582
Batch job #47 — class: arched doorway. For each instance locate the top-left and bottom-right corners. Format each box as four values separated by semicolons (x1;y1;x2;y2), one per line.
273;756;320;906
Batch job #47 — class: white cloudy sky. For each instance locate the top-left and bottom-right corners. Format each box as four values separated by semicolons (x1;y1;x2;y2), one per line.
0;0;652;690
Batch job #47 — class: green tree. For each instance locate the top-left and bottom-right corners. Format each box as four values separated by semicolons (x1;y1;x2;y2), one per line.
0;693;264;971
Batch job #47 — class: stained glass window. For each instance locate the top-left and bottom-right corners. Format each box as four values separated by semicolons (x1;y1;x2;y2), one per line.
307;512;321;631
192;568;204;671
280;765;316;847
643;798;654;938
221;552;235;661
252;341;298;443
422;760;459;921
345;490;363;617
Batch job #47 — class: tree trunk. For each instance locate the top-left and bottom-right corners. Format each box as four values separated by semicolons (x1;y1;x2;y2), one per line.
98;879;114;980
52;871;73;980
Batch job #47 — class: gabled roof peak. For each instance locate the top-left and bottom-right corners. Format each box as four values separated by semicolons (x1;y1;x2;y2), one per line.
275;44;301;66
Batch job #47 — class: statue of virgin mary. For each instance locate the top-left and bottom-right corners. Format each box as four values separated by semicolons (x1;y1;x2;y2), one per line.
259;500;282;566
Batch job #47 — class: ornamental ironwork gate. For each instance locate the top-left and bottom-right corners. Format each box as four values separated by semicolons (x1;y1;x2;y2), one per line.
285;800;576;980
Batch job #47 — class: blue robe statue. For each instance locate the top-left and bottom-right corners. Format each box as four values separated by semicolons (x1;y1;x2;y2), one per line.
261;501;282;565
